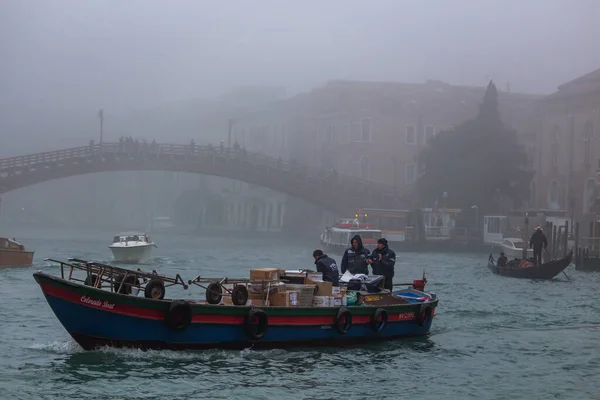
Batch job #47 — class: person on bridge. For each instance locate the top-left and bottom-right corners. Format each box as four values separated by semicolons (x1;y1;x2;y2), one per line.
341;234;370;275
312;249;339;286
367;238;396;290
529;225;548;265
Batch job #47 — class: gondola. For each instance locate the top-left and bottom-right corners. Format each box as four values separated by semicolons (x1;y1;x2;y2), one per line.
487;250;573;280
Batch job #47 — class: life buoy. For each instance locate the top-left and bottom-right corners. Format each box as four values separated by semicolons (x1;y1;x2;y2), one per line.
231;285;249;306
164;300;192;331
114;274;140;295
84;274;99;287
415;304;433;327
205;282;222;304
334;307;352;334
371;308;388;332
244;308;268;340
144;279;166;300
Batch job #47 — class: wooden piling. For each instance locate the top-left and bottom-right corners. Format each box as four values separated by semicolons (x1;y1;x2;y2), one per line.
563;220;569;257
552;223;558;259
522;217;529;260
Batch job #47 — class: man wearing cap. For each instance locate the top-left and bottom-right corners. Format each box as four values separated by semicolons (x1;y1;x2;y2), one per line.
529;225;548;265
367;238;396;290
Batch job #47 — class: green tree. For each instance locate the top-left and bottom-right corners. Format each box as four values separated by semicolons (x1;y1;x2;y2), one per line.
417;81;533;213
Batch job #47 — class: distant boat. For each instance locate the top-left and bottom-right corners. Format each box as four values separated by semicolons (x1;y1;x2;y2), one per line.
487;250;572;280
109;232;156;263
0;237;34;266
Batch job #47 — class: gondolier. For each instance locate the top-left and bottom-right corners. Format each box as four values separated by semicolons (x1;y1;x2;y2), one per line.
529;226;548;265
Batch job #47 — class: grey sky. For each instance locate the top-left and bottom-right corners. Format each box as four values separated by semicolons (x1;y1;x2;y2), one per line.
1;0;599;112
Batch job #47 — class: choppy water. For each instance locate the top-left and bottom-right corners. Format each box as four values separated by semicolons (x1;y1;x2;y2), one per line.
1;227;599;400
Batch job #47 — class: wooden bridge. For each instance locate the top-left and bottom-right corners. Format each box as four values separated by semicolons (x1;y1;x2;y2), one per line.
0;143;406;214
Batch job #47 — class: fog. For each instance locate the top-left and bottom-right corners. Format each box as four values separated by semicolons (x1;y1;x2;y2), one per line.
0;0;598;232
3;0;599;111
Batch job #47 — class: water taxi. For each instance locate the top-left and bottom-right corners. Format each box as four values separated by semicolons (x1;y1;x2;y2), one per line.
0;237;34;266
109;232;156;263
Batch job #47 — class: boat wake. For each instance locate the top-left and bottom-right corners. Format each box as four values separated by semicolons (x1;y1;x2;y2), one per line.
28;340;83;354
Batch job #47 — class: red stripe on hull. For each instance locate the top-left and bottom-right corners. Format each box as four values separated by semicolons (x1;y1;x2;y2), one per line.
39;280;425;326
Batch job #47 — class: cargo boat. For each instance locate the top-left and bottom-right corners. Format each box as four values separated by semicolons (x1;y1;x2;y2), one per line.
33;258;438;351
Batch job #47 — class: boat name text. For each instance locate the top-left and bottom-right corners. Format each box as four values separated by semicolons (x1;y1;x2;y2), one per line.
80;296;115;310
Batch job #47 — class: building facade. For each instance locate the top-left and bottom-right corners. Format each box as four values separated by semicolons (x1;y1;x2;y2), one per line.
535;68;600;219
228;80;541;232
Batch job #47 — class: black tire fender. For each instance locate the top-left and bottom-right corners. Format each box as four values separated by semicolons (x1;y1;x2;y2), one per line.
205;282;222;305
334;307;352;334
371;308;388;333
144;279;166;300
415;304;433;327
244;308;268;340
231;285;249;306
164;300;192;331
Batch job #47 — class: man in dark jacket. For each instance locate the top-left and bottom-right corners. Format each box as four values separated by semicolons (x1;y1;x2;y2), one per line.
367;238;396;290
341;234;370;275
312;249;340;286
529;225;548;265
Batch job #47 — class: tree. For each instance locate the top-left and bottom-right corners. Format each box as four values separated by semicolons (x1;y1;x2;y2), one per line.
417;81;533;213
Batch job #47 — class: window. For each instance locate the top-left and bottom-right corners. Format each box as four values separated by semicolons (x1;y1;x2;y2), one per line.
360;156;370;179
361;118;372;142
349;156;361;177
424;126;435;144
548;179;561;210
405;164;416;184
551;125;560;169
406;125;416;144
341;123;350;143
583;121;594;167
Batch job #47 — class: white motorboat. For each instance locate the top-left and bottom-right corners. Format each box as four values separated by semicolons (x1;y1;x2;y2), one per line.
109;232;157;263
493;237;533;259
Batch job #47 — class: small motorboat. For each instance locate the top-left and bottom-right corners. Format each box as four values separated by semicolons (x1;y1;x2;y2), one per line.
0;237;34;266
109;232;156;263
492;237;533;259
33;258;439;351
487;250;573;280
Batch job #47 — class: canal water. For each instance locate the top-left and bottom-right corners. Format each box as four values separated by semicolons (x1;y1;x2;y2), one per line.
1;227;599;399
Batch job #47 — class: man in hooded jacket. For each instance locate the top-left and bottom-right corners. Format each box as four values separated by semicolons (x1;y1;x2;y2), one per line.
367;238;396;290
341;234;370;275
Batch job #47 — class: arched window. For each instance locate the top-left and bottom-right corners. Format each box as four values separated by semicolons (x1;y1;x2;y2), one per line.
548;180;561;210
360;156;370;179
583;121;594;167
583;178;597;214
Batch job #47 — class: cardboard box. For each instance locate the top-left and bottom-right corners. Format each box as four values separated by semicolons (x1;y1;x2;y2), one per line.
306;272;323;282
269;291;287;306
306;278;332;297
312;296;333;307
332;286;347;299
250;268;280;281
286;291;300;307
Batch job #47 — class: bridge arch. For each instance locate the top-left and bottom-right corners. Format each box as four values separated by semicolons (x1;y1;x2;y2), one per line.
0;143;405;215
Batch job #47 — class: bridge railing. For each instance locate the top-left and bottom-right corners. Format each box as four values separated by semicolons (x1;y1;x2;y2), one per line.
0;142;401;195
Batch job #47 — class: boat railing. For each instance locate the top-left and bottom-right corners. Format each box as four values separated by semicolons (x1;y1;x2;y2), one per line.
44;258;189;293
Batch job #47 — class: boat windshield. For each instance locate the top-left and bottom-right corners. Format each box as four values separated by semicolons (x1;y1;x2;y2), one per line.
114;235;146;243
357;231;382;239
